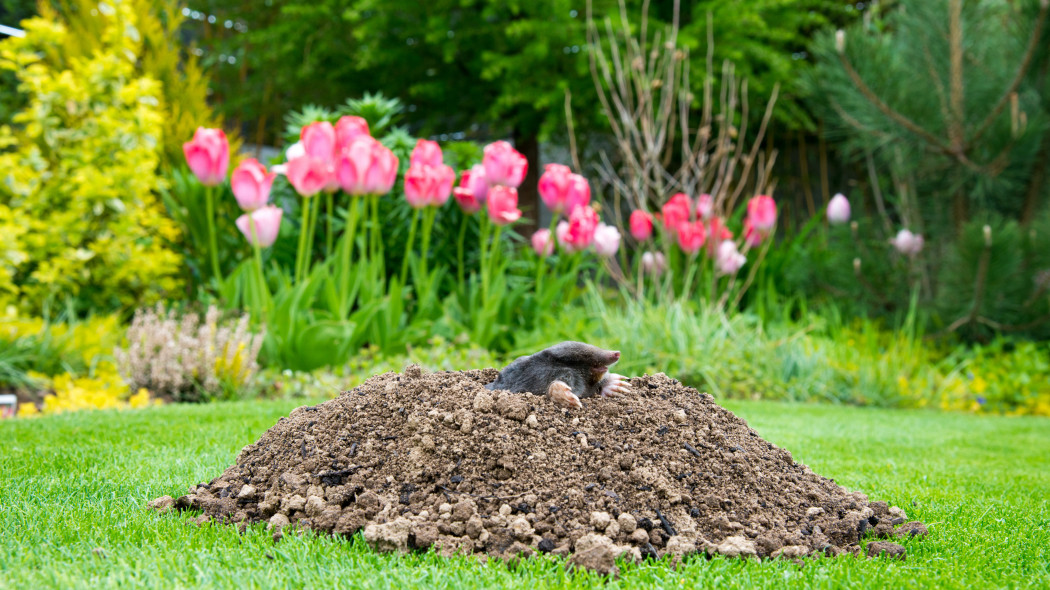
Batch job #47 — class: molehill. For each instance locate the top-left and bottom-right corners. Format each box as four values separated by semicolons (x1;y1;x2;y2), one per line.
152;367;927;574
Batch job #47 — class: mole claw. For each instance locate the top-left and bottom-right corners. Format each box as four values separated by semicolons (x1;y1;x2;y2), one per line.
548;381;583;410
601;374;631;398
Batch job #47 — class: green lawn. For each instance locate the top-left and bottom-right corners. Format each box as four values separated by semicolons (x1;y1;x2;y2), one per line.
2;398;1048;589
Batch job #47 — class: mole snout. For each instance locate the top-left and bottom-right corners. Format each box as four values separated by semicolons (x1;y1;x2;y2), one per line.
609;351;621;362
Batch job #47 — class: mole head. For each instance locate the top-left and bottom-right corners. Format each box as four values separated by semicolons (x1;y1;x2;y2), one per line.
545;341;620;381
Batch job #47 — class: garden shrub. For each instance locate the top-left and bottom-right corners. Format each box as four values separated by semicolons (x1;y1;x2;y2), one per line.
0;2;183;313
114;304;264;403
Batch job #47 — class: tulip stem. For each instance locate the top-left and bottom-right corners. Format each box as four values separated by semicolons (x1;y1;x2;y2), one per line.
339;198;361;317
325;192;335;260
420;207;436;280
294;197;311;284
456;214;468;286
534;216;559;293
305;195;321;278
479;215;490;303
205;185;222;282
400;209;420;286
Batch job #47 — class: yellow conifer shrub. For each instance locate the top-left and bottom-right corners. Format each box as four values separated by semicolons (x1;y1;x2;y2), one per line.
0;1;183;312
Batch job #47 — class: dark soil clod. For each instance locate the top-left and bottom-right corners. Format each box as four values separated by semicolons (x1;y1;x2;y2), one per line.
161;370;925;570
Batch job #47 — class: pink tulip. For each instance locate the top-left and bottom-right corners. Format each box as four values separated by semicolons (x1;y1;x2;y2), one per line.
890;229;924;256
827;193;851;224
335;116;370;151
486;185;522;225
404;163;455;209
538;164;591;214
557;205;600;252
641;251;666;275
286;155;331;197
743;218;766;247
593;223;622;257
715;240;746;275
300;121;337;163
531;228;555;256
337;136;399;195
629;210;654;242
235;205;283;247
677;220;707;254
706;216;733;256
697;194;714;220
483;140;528;188
662;193;692;233
453;169;483;214
183;127;229;186
410;139;444;168
231;158;276;212
747;195;777;231
465;164;490;202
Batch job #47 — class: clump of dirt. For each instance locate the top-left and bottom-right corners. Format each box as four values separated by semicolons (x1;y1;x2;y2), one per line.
158;368;925;573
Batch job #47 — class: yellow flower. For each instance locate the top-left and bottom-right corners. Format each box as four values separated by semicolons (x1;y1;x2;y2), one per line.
972;375;988;395
17;402;39;417
128;388;152;409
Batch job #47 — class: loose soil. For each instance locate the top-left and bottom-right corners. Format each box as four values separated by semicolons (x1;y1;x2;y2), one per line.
157;368;926;573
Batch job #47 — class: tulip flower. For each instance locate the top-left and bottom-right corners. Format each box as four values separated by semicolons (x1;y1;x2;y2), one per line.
483;140;528;188
337;136;399;195
827;193;851;225
285;141;306;161
697;194;714;220
593;223;622;257
286;155;331;197
486;185;522;225
182;127;229;186
410;139;444;168
706;216;733;255
404;163;455;209
452;167;486;214
629;210;654;241
890;229;924;256
641;251;666;275
747;195;777;231
743;218;766;248
677;220;707;254
715;240;746;275
531;228;555;256
335;116;370;151
301;121;337;163
538;164;591;215
235;205;283;248
231;158;276;212
556;205;600;252
662;193;692;233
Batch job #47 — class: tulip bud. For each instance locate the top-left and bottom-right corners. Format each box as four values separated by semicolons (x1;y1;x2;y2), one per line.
404;163;455;209
890;229;924;256
983;225;992;246
557;205;600;252
183;127;230;186
661;193;692;233
486;185;523;225
827;193;851;225
300;121;337;164
747;195;777;231
677;220;707;254
410;139;444;168
629;210;654;241
235;205;283;247
697;194;713;220
593;223;622;257
335;116;370;151
482;141;528;188
715;240;746;275
337;136;399;196
231;158;276;212
641;251;666;275
531;228;555;257
286;155;331;197
835;30;846;53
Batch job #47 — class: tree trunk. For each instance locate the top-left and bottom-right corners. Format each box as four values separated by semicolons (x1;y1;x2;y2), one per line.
513;129;541;235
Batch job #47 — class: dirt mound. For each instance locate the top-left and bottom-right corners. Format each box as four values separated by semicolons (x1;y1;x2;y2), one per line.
161;368;924;572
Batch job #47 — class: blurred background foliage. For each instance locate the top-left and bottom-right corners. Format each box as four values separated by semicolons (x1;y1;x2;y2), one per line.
2;0;1050;417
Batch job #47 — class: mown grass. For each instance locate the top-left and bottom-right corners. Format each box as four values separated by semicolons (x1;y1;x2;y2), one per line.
2;398;1047;589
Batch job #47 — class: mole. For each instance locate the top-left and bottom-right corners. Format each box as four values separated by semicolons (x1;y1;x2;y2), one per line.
485;341;630;409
